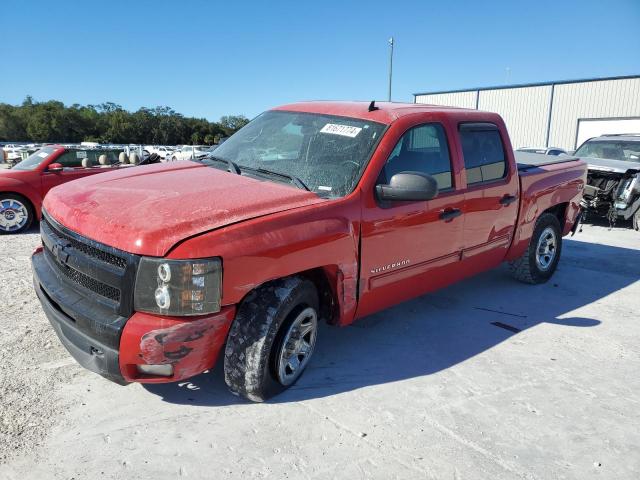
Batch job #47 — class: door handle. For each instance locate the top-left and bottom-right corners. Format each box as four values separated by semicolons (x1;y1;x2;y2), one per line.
439;208;462;221
499;194;517;206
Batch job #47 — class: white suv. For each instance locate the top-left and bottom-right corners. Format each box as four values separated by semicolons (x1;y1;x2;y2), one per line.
170;145;209;161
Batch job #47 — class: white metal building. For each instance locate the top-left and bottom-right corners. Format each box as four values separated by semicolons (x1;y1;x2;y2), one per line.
413;75;640;151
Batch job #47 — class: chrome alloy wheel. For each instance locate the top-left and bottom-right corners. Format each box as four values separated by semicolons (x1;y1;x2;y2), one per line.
535;226;557;271
276;307;318;386
0;198;28;232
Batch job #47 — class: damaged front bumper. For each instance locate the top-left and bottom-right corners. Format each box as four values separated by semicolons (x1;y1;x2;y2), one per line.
32;248;235;384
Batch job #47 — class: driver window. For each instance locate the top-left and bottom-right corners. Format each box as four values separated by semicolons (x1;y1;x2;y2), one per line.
56;151;84;168
382;123;453;190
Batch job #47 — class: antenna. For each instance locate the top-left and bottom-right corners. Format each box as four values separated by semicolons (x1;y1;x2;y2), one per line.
368;100;379;112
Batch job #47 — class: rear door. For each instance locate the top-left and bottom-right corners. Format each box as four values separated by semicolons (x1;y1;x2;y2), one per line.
458;123;519;270
357;121;465;317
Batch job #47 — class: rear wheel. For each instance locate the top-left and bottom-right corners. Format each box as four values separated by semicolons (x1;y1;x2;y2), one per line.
0;194;34;234
509;213;562;284
224;277;319;402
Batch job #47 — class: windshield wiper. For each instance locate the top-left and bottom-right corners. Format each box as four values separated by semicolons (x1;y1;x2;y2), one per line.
251;167;310;191
203;156;242;175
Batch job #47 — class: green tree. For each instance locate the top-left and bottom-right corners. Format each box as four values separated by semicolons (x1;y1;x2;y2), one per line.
0;97;245;145
219;115;249;136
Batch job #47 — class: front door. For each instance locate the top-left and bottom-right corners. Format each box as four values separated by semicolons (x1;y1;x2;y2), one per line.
41;150;103;197
357;122;465;318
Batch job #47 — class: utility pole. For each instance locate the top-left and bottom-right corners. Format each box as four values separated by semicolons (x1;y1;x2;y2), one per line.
388;37;394;101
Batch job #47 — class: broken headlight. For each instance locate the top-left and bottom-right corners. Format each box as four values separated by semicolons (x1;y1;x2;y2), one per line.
134;257;222;316
615;176;639;209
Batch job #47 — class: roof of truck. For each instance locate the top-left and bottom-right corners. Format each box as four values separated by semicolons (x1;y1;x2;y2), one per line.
271;101;480;124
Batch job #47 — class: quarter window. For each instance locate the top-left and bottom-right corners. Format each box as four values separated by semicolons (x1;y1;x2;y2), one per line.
459;123;507;184
382;123;453;190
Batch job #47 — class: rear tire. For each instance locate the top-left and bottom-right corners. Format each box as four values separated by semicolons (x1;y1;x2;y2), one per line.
509;213;562;284
224;277;319;402
0;194;34;234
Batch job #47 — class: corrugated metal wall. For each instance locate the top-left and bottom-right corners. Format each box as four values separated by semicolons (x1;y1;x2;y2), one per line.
414;77;640;150
414;91;477;109
477;86;551;148
549;78;640;148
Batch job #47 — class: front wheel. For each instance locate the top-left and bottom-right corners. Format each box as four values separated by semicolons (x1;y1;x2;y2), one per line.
224;277;319;402
0;194;34;234
509;213;562;284
633;209;640;231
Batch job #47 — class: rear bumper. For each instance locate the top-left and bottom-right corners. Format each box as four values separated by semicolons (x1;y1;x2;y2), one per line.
32;249;236;384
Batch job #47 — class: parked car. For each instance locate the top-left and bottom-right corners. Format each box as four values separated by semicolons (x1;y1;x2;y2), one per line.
32;101;586;401
0;146;124;233
154;146;174;159
517;147;568;156
574;134;640;229
4;145;29;165
170;145;209;161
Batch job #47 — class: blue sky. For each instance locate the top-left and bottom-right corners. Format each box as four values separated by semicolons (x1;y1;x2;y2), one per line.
2;0;639;121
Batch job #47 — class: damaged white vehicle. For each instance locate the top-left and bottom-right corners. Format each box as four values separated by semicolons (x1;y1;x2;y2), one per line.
577;134;640;230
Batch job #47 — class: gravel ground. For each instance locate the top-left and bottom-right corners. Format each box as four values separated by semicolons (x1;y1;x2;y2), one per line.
1;221;639;479
0;224;77;464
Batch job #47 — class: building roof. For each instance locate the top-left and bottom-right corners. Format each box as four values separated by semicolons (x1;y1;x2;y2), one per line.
413;74;640;97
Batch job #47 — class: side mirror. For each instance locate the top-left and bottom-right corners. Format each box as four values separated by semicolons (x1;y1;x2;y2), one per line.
376;172;439;202
48;163;63;172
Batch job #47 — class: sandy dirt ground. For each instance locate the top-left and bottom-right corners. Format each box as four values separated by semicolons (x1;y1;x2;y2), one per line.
1;221;639;479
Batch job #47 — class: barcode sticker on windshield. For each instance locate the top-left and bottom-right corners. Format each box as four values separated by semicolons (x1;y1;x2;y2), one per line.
320;124;362;138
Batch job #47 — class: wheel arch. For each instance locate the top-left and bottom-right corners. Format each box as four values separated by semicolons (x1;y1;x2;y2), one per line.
234;265;344;327
542;202;569;231
0;190;38;217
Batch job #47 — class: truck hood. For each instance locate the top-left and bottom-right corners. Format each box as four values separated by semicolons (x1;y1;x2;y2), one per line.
44;161;325;256
581;156;640;174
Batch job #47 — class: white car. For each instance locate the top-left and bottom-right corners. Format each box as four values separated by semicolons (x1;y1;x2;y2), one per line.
517;146;568;156
154;146;175;159
170;145;209;161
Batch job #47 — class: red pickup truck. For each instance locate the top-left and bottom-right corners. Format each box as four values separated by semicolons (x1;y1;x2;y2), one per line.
32;102;586;401
0;146;125;233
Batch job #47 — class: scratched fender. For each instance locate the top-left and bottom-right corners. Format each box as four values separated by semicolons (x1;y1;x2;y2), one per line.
119;307;236;383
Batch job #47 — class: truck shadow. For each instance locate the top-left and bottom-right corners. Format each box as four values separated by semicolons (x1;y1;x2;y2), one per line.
143;237;639;406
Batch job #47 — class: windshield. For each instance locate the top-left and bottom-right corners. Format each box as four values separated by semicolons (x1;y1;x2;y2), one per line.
12;146;58;171
575;139;640;163
205;110;386;197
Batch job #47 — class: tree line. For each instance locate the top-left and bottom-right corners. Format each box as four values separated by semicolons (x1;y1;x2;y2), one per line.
0;96;250;145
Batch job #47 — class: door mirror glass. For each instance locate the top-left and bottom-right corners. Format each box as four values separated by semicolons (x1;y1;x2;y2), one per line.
48;163;63;172
376;172;439;202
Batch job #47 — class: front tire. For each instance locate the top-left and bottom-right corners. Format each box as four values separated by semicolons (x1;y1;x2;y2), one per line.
633;209;640;231
0;194;34;234
509;213;562;284
224;277;319;402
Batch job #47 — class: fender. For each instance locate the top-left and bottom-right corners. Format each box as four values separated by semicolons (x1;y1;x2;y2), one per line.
168;194;362;325
506;161;585;261
0;177;43;217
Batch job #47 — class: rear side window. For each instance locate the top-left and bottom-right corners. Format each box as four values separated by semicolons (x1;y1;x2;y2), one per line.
383;123;453;190
459;123;507;185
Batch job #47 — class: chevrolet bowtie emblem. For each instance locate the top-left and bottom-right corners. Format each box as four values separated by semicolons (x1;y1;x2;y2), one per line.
52;241;71;265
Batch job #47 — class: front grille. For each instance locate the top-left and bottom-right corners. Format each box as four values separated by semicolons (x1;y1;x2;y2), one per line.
44;247;121;302
43;217;127;269
40;211;138;316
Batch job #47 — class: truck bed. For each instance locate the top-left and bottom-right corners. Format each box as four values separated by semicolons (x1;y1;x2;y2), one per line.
515;151;579;171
